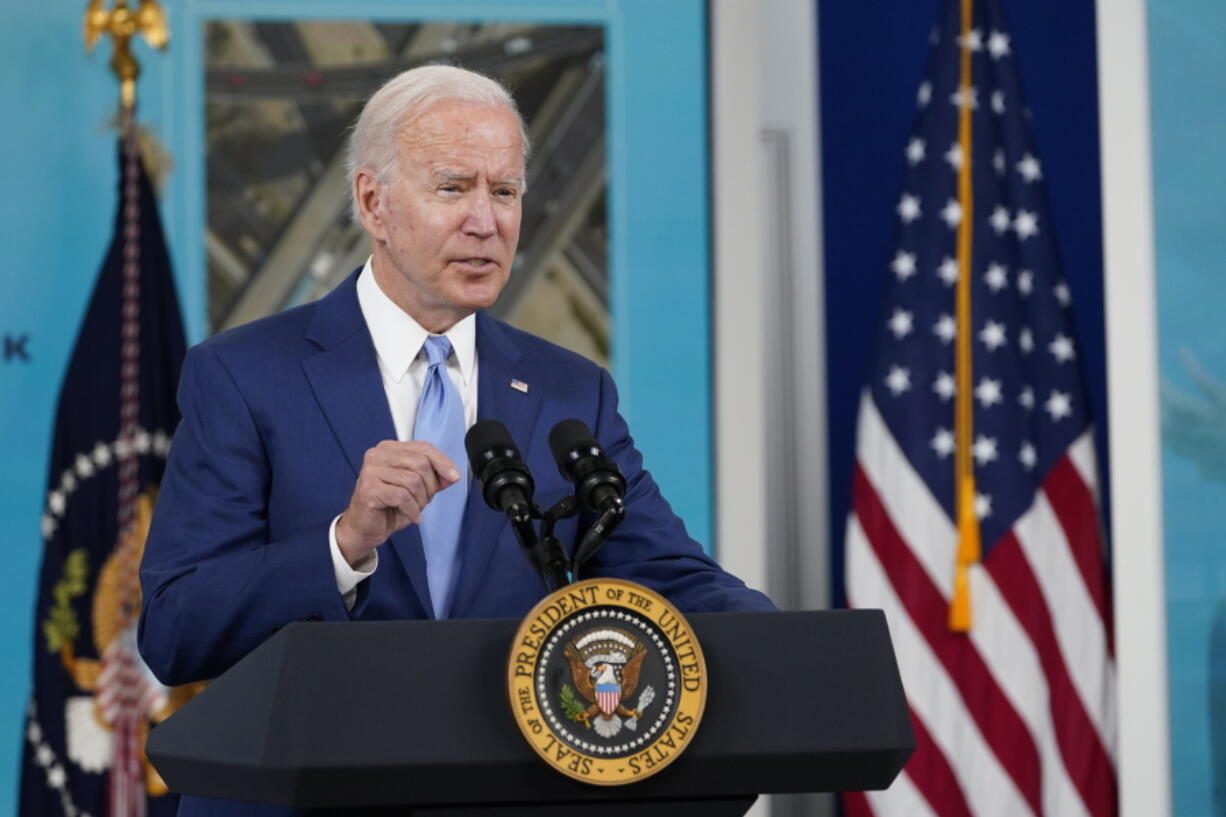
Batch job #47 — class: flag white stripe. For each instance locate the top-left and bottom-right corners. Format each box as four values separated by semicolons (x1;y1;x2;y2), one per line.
847;516;1036;817
1014;492;1118;758
969;564;1094;817
856;392;957;598
865;769;941;817
1067;431;1099;500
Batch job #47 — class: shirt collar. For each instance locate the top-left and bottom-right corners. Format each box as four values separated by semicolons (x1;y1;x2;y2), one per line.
355;258;477;386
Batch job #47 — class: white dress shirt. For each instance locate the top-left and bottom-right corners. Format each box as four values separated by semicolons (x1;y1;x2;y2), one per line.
329;259;479;608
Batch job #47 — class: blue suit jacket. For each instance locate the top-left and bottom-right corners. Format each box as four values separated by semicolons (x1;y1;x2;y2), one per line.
139;271;772;815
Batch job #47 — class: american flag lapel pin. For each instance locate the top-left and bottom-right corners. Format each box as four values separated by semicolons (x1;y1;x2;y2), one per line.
510;379;529;393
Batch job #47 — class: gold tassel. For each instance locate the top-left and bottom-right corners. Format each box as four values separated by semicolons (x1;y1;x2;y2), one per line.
950;477;980;632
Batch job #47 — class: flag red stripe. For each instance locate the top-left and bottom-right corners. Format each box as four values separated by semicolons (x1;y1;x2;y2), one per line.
1041;457;1113;648
853;465;1043;816
904;707;976;817
985;532;1117;817
842;790;875;817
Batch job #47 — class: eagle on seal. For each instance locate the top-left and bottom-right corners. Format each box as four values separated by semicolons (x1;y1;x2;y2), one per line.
564;637;649;739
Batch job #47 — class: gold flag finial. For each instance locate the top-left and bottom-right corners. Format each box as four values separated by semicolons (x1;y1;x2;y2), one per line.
84;0;169;112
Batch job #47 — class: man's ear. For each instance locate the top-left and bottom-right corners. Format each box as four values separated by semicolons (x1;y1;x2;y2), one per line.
353;169;387;242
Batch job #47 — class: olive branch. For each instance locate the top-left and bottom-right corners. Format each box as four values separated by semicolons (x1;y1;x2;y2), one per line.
44;549;89;653
559;683;588;725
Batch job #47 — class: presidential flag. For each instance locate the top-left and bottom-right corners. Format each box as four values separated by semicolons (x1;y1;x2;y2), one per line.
843;2;1117;816
20;130;193;817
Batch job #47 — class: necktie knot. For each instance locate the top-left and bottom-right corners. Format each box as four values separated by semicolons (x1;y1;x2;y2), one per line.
422;335;452;368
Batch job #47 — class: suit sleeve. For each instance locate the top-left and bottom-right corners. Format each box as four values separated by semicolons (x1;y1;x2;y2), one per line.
138;343;356;686
586;368;776;613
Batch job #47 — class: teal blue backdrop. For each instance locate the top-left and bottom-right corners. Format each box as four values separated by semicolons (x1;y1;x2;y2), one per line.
0;0;712;805
1149;1;1226;814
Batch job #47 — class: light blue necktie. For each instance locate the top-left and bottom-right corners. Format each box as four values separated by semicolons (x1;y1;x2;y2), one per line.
413;335;468;618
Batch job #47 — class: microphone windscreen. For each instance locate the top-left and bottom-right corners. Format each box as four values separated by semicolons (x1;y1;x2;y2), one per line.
548;419;598;473
465;419;518;465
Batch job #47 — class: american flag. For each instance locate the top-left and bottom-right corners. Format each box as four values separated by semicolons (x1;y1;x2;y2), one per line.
843;2;1117;816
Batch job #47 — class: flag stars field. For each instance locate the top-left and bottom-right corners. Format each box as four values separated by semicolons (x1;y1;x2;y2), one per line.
907;137;927;165
979;320;1007;351
888;309;914;339
945;142;964;171
933;371;956;401
958;28;983;52
941;199;963;228
993;147;1006;175
885;366;912;396
1019;442;1037;470
1044;390;1073;421
1017;269;1034;295
892;250;918;280
1017;154;1042;182
987;30;1011;59
1014;209;1040;239
938;256;959;285
984;263;1008;291
990;205;1011;234
933;314;956;343
950;86;978;110
1019;327;1035;354
1049;333;1076;363
975;377;1003;407
972;435;999;465
898;193;922;223
932;428;955;458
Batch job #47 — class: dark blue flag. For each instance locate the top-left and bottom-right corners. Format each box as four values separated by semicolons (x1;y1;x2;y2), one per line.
20;133;193;817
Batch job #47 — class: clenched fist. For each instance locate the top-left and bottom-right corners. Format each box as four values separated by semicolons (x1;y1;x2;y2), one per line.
335;440;462;566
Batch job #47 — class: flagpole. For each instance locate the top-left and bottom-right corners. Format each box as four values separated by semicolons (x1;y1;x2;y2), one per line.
83;6;173;816
950;0;980;633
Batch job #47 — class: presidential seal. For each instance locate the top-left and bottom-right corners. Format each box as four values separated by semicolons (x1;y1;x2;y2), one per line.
507;578;707;785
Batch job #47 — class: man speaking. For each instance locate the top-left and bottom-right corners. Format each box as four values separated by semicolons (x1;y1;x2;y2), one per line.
138;65;772;702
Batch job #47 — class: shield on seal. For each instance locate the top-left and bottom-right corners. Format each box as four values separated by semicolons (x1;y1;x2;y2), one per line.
595;682;621;716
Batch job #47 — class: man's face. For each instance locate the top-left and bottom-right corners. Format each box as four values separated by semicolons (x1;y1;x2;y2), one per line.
359;100;525;332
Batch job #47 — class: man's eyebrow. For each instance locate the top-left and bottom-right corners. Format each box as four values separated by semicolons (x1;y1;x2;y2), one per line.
432;170;472;182
430;170;525;187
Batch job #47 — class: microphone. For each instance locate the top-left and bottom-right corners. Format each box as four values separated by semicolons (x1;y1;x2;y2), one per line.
465;420;535;523
548;420;626;513
465;420;570;591
549;420;627;574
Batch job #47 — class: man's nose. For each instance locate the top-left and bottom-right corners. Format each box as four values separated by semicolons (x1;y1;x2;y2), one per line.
462;192;497;237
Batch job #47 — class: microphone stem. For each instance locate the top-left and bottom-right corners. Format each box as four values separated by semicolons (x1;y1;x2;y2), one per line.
539;536;572;591
571;501;626;577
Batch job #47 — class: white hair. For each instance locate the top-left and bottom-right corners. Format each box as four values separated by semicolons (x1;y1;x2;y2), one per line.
346;64;530;217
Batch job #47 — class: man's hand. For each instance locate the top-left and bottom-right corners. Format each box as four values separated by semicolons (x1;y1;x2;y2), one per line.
335;440;462;566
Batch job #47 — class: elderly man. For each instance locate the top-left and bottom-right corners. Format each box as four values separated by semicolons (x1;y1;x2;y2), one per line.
139;65;771;704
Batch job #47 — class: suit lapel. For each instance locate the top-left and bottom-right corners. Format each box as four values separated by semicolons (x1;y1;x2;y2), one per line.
449;313;543;617
301;271;434;616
